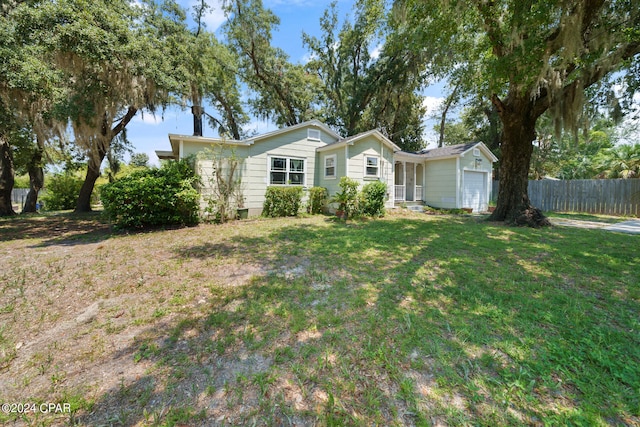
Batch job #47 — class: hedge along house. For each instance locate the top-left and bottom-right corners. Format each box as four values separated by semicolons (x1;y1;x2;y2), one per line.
156;120;496;215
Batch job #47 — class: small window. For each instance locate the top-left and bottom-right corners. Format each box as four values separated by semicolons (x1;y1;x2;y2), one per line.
324;155;336;178
365;156;379;177
308;129;321;141
473;148;481;157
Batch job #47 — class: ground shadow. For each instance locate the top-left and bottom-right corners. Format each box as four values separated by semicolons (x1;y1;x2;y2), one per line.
17;215;637;426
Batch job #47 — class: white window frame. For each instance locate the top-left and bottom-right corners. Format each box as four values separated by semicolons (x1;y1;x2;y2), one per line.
308;129;321;141
324;154;337;179
473;148;481;157
268;155;306;186
364;155;380;178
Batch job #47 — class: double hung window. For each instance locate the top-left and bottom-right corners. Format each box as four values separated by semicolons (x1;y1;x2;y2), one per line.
324;155;336;179
269;157;305;185
365;156;379;178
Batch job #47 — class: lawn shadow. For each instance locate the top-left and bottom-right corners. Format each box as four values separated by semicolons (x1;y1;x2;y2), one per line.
66;215;638;426
0;212;113;246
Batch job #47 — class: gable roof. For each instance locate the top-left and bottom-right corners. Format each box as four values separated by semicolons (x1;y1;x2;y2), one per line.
317;129;402;153
162;120;342;159
247;119;341;144
418;142;498;162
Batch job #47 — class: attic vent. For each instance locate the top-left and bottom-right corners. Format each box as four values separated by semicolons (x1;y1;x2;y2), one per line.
473;148;481;157
308;129;321;141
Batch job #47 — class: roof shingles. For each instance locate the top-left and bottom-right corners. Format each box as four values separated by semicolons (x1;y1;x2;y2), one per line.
417;142;481;159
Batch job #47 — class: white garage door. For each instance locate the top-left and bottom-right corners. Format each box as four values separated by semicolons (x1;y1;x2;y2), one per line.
463;171;488;212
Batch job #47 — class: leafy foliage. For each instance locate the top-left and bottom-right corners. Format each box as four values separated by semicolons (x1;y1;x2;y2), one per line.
307;186;329;214
224;0;318;127
100;160;199;228
129;153;149;168
395;0;640;222
262;186;303;217
199;146;245;223
41;174;83;211
332;177;360;219
360;181;387;217
303;1;426;151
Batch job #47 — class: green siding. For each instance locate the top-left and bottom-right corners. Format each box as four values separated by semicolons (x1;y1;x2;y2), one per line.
317;147;344;198
424;158;458;209
346;136;394;208
460;148;492;172
183;126;337;215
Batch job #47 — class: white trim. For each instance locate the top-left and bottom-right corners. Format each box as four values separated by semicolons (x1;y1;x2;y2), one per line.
364;155;380;178
179;141;184;159
462;169;490;212
456;157;461;208
267;155;306;186
473;148;481;157
308;128;321;141
345;145;349;177
324;154;337;179
317;129;401;153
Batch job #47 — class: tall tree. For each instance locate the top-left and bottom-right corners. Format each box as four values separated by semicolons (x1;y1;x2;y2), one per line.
303;0;426;150
0;103;16;216
224;0;320;127
12;0;196;212
147;0;248;139
0;1;63;215
395;0;640;225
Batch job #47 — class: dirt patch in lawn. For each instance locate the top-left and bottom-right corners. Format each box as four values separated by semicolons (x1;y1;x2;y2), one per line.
0;214;302;425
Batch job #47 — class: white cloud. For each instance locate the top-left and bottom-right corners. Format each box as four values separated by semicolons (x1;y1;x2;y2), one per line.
301;51;318;64
370;43;382;60
189;0;226;32
266;0;315;6
422;96;444;116
133;113;164;126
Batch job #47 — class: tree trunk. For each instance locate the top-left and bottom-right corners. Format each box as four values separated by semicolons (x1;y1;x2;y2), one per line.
75;144;106;213
75;107;137;213
0;136;16;216
22;136;45;213
489;95;550;227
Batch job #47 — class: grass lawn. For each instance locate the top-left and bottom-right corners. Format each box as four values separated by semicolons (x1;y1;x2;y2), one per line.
0;211;638;426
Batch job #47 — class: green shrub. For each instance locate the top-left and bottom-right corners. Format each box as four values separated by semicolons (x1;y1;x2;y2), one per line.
361;181;387;217
100;159;200;228
332;177;360;219
262;186;303;217
307;187;329;214
41;173;83;211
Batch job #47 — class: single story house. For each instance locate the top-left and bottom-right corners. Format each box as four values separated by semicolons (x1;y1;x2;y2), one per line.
156;120;497;216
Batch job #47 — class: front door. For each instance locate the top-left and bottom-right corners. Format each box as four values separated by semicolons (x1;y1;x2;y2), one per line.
406;163;415;201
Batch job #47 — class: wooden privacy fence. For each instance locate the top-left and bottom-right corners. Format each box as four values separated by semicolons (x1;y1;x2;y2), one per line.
492;179;640;216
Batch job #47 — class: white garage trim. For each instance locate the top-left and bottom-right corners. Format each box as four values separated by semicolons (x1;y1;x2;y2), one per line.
462;170;490;212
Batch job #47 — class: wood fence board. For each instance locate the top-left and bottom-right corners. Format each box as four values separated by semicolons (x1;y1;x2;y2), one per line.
493;179;640;216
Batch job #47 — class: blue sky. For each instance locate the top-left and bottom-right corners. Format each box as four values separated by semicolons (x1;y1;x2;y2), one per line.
126;0;446;165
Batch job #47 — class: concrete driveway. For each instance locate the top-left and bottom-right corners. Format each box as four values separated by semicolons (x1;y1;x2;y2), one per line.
602;220;640;234
552;218;640;234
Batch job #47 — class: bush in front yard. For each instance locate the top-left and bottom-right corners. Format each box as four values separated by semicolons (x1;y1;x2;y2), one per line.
307;187;329;214
41;173;83;211
100;160;200;228
262;186;303;217
361;181;387;217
